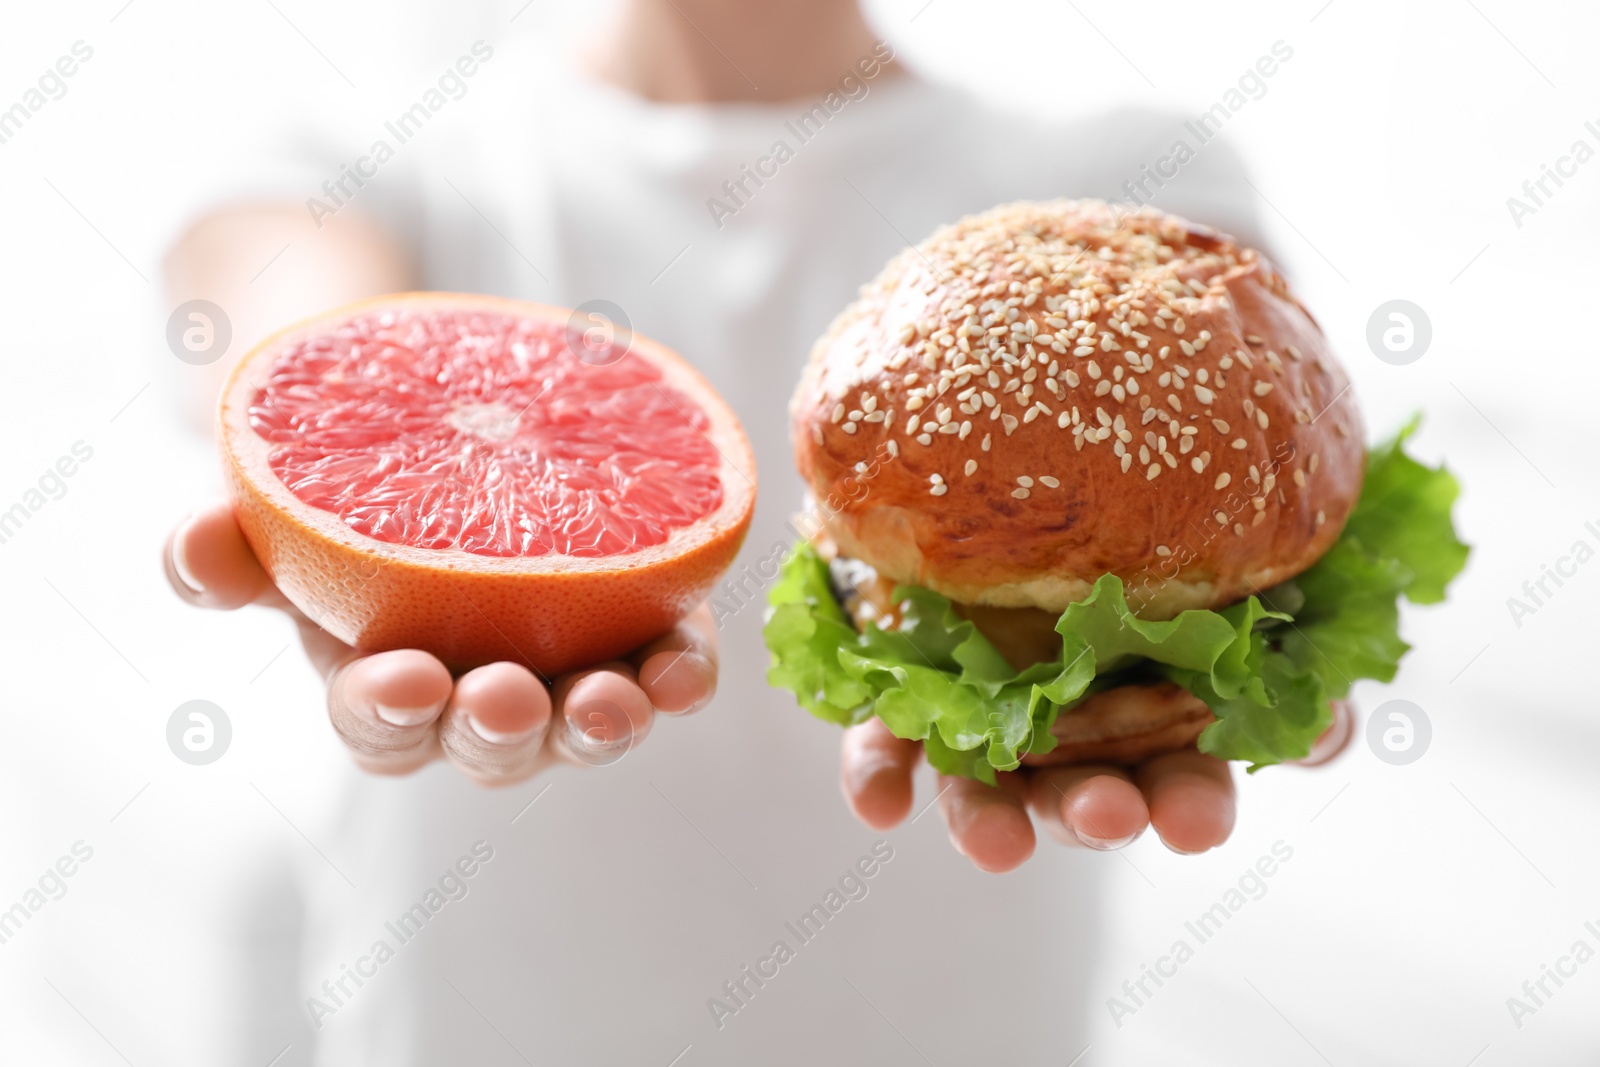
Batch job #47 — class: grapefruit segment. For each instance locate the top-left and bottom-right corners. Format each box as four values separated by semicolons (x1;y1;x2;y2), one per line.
220;293;755;675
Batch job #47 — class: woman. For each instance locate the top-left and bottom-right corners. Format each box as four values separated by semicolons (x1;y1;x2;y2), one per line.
164;1;1346;1059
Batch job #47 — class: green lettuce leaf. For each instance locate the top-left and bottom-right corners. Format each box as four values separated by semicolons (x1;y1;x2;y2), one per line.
1268;417;1470;700
764;420;1467;780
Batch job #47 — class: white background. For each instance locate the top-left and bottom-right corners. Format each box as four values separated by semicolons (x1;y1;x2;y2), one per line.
0;1;1596;1064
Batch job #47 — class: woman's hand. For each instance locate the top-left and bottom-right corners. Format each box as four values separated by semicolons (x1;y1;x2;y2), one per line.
838;697;1354;873
164;501;718;786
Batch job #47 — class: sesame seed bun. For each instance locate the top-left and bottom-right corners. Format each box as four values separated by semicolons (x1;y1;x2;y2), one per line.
792;199;1365;620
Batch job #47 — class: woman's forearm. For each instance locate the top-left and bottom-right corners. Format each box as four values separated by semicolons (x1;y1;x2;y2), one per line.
163;203;416;433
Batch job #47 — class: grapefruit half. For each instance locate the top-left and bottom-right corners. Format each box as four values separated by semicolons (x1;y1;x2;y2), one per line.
219;292;755;675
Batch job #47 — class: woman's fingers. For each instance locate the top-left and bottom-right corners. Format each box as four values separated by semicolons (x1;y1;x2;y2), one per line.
939;772;1036;874
549;665;655;767
633;604;718;715
1296;699;1355;767
165;501;274;610
1135;750;1237;854
1026;764;1149;850
438;662;555;786
840;720;921;831
327;650;454;775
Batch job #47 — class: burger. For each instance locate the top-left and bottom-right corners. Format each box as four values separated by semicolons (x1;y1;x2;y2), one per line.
765;200;1467;783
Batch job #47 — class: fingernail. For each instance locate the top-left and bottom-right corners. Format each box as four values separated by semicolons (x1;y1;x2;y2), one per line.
843;756;895;798
1074;828;1140;851
465;714;538;746
375;702;442;728
171;522;205;594
566;704;630;754
1162;840;1209;856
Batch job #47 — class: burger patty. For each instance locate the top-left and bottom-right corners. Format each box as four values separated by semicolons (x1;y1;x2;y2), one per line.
827;552;1215;766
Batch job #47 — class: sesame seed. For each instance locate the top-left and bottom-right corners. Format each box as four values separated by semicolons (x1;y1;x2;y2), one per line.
1147;463;1161;480
1309;453;1320;473
916;433;932;445
1012;487;1031;499
1211;418;1229;433
1155;544;1171;557
1253;382;1273;397
982;434;992;452
930;483;948;496
1315;509;1326;526
1039;475;1060;488
831;404;845;423
1214;472;1230;490
965;459;977;476
1193;385;1215;405
841;422;858;434
1232;438;1247;450
1121;454;1133;473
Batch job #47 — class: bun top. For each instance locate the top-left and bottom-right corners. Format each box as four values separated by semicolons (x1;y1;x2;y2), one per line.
791;199;1365;618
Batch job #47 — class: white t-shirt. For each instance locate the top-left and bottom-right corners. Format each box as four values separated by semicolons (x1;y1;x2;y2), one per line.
231;46;1264;1067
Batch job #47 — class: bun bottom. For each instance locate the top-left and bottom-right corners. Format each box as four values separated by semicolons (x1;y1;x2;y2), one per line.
829;551;1215;766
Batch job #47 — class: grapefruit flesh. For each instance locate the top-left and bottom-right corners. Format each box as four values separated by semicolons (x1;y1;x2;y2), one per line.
220;293;755;675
